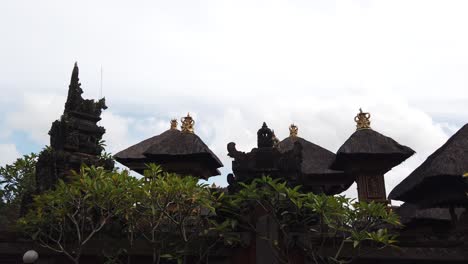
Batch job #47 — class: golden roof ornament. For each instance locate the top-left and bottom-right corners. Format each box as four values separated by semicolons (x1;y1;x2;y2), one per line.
354;108;371;130
289;124;298;137
170;119;178;130
181;113;195;133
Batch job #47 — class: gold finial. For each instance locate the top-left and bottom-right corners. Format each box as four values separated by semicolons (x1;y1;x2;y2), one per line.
170;119;178;130
181;113;195;133
289;124;298;137
354;108;371;130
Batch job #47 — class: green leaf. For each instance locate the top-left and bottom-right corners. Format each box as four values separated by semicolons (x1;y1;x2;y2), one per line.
353;241;359;248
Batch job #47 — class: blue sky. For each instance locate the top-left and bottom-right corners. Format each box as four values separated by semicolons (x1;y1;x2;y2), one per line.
1;0;467;200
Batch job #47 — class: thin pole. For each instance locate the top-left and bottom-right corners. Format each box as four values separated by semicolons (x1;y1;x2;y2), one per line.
100;66;103;98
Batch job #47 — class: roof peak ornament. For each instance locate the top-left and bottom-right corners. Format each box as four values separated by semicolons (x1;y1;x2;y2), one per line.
257;122;274;148
170;119;178;130
355;108;371;130
181;113;195;133
289;124;298;137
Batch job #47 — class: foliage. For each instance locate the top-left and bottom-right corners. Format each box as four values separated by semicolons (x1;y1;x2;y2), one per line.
0;153;37;226
18;166;401;264
19;164;230;264
18;166;139;264
221;176;401;264
127;163;228;264
0;153;37;204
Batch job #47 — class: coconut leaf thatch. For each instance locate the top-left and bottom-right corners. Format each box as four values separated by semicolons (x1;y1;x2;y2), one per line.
114;129;223;178
331;129;415;172
278;136;343;176
277;136;353;194
389;124;468;207
396;203;466;224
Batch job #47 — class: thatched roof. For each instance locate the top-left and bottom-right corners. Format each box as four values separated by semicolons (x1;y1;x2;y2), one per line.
277;136;353;194
278;136;343;176
396;203;465;224
114;129;223;172
331;129;415;171
389;124;468;205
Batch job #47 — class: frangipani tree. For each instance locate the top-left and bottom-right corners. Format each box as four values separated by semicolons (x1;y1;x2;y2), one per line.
221;176;401;264
19;166;139;264
133;163;224;264
19;166;400;264
19;164;229;264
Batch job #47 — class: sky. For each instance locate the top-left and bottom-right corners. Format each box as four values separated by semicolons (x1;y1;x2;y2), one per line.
0;0;467;201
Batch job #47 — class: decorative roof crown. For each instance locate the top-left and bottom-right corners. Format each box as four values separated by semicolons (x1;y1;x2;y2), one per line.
354;108;371;130
289;124;298;137
170;119;178;130
181;113;195;133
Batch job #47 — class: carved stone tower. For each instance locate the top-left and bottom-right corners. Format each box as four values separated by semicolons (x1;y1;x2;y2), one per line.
35;62;114;193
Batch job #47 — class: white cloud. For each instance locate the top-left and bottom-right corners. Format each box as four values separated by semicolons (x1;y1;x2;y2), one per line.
99;111;134;155
0;0;466;199
0;144;21;167
97;85;453;198
5;93;65;145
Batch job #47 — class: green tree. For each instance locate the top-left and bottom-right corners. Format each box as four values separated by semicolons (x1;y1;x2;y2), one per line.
221;176;401;264
18;166;400;264
18;165;139;264
0;153;37;226
131;164;224;264
19;164;228;264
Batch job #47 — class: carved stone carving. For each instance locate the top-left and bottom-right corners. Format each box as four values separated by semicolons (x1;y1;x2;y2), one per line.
257;122;274;148
227;123;303;193
35;63;114;194
227;142;246;160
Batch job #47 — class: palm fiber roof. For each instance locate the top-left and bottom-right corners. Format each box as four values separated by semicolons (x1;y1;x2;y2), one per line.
114;129;223;173
389;124;468;206
277;136;353;194
331;129;415;171
278;136;343;176
396;203;466;224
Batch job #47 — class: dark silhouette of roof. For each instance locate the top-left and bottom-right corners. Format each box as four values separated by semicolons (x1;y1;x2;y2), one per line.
143;130;222;166
396;203;466;224
114;129;223;177
278;136;342;176
389;124;468;206
331;129;415;171
277;136;353;194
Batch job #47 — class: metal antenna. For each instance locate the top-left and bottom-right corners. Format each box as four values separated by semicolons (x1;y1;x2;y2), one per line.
97;66;103;126
100;66;103;98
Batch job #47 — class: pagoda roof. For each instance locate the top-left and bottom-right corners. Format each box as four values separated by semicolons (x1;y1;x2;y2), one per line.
277;136;343;176
331;128;415;171
276;131;354;195
389;124;468;206
396;203;466;224
143;130;222;165
114;129;223;172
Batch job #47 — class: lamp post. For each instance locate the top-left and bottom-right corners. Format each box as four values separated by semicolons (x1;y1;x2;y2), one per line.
23;250;38;263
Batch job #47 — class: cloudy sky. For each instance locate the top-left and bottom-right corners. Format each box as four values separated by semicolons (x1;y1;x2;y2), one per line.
1;0;467;201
